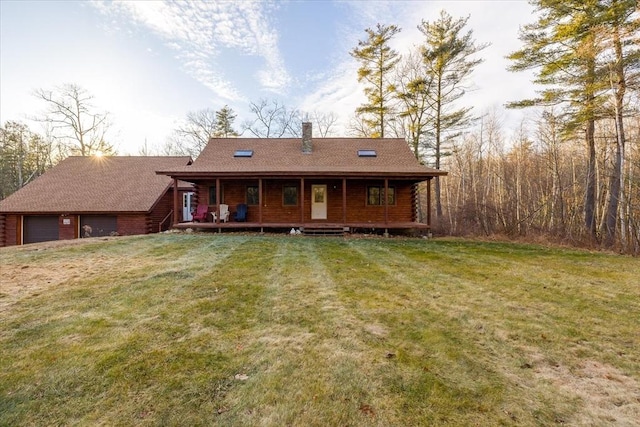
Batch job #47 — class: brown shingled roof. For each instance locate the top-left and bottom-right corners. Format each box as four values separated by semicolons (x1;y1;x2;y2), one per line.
0;156;192;213
157;138;446;178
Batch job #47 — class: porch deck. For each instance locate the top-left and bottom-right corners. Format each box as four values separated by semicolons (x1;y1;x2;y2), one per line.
172;221;430;234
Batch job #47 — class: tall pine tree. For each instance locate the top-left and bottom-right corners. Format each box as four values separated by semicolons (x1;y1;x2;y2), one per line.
395;51;434;160
600;0;639;246
508;0;608;240
419;10;488;219
508;0;639;243
350;23;401;138
214;105;239;137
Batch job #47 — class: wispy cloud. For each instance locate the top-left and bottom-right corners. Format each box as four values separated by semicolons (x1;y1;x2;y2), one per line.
299;1;404;130
302;1;535;135
299;61;362;134
91;0;291;101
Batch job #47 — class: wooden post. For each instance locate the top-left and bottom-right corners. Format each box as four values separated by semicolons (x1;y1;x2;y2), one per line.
215;178;221;224
173;177;179;225
342;178;347;224
259;178;263;225
427;178;432;228
300;178;305;224
384;178;389;225
18;215;23;245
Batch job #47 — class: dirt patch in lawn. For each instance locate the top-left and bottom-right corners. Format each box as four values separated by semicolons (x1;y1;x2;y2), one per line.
536;359;640;425
0;236;128;312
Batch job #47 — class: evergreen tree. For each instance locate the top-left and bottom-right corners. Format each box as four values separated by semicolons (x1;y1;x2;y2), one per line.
395;51;435;160
507;0;638;241
214;105;239;137
600;0;639;246
419;10;488;219
350;23;401;138
0;122;52;199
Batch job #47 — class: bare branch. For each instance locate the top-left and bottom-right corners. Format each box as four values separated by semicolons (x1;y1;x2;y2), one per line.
33;83;113;156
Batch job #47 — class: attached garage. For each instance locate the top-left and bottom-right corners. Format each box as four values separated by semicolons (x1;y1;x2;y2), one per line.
23;215;59;244
80;215;117;238
0;156;193;247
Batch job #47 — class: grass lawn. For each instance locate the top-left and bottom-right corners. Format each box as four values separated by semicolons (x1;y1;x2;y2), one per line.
1;233;639;426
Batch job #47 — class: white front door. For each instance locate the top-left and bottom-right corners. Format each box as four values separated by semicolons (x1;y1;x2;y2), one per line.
311;185;327;220
182;192;194;221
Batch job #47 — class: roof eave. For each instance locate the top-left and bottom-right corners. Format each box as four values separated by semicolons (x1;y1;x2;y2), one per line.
156;170;447;179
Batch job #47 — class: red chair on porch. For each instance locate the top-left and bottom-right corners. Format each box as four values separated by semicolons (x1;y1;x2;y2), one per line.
192;204;209;222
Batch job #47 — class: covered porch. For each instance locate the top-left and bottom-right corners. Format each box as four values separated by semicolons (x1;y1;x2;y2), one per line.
172;220;431;235
168;175;435;235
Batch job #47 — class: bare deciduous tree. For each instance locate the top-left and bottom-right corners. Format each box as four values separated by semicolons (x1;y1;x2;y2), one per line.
347;113;374;138
242;99;301;138
34;83;113;156
170;108;217;157
305;111;338;137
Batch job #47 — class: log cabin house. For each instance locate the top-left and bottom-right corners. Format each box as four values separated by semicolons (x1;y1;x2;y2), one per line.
0;156;192;246
157;123;447;235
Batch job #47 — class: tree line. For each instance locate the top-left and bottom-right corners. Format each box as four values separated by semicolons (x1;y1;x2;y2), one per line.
1;2;637;253
346;1;638;253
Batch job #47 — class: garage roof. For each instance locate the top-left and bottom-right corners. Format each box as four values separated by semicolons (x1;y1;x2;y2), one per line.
0;156;192;213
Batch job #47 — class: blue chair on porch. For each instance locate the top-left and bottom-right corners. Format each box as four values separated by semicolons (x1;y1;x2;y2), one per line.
234;204;248;222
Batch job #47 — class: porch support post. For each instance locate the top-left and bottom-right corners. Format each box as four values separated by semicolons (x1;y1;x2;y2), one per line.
342;178;347;224
258;178;263;224
215;178;221;224
173;177;179;225
384;178;389;225
300;178;305;224
426;178;432;228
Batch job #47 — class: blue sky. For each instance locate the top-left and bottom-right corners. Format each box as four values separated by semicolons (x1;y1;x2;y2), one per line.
1;0;537;154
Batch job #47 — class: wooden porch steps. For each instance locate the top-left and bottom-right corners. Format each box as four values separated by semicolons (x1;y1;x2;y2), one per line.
300;226;349;236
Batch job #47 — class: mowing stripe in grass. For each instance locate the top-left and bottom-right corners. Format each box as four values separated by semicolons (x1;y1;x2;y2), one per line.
215;238;387;425
1;234;265;425
343;238;640;424
1;235;638;426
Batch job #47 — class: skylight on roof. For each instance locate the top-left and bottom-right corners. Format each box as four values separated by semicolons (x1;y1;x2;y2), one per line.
234;150;253;158
358;149;377;157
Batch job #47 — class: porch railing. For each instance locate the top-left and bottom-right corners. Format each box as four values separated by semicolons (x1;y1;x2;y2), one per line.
159;209;174;232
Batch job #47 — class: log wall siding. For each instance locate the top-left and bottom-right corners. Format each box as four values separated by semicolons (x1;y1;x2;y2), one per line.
117;214;148;236
194;180;260;222
344;180;415;224
0;214;5;246
148;189;175;232
0;209;171;247
220;181;258;222
59;215;77;241
416;184;421;222
262;179;304;223
1;215;19;246
194;178;417;224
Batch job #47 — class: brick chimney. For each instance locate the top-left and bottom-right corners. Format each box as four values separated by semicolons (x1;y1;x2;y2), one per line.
302;122;312;154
